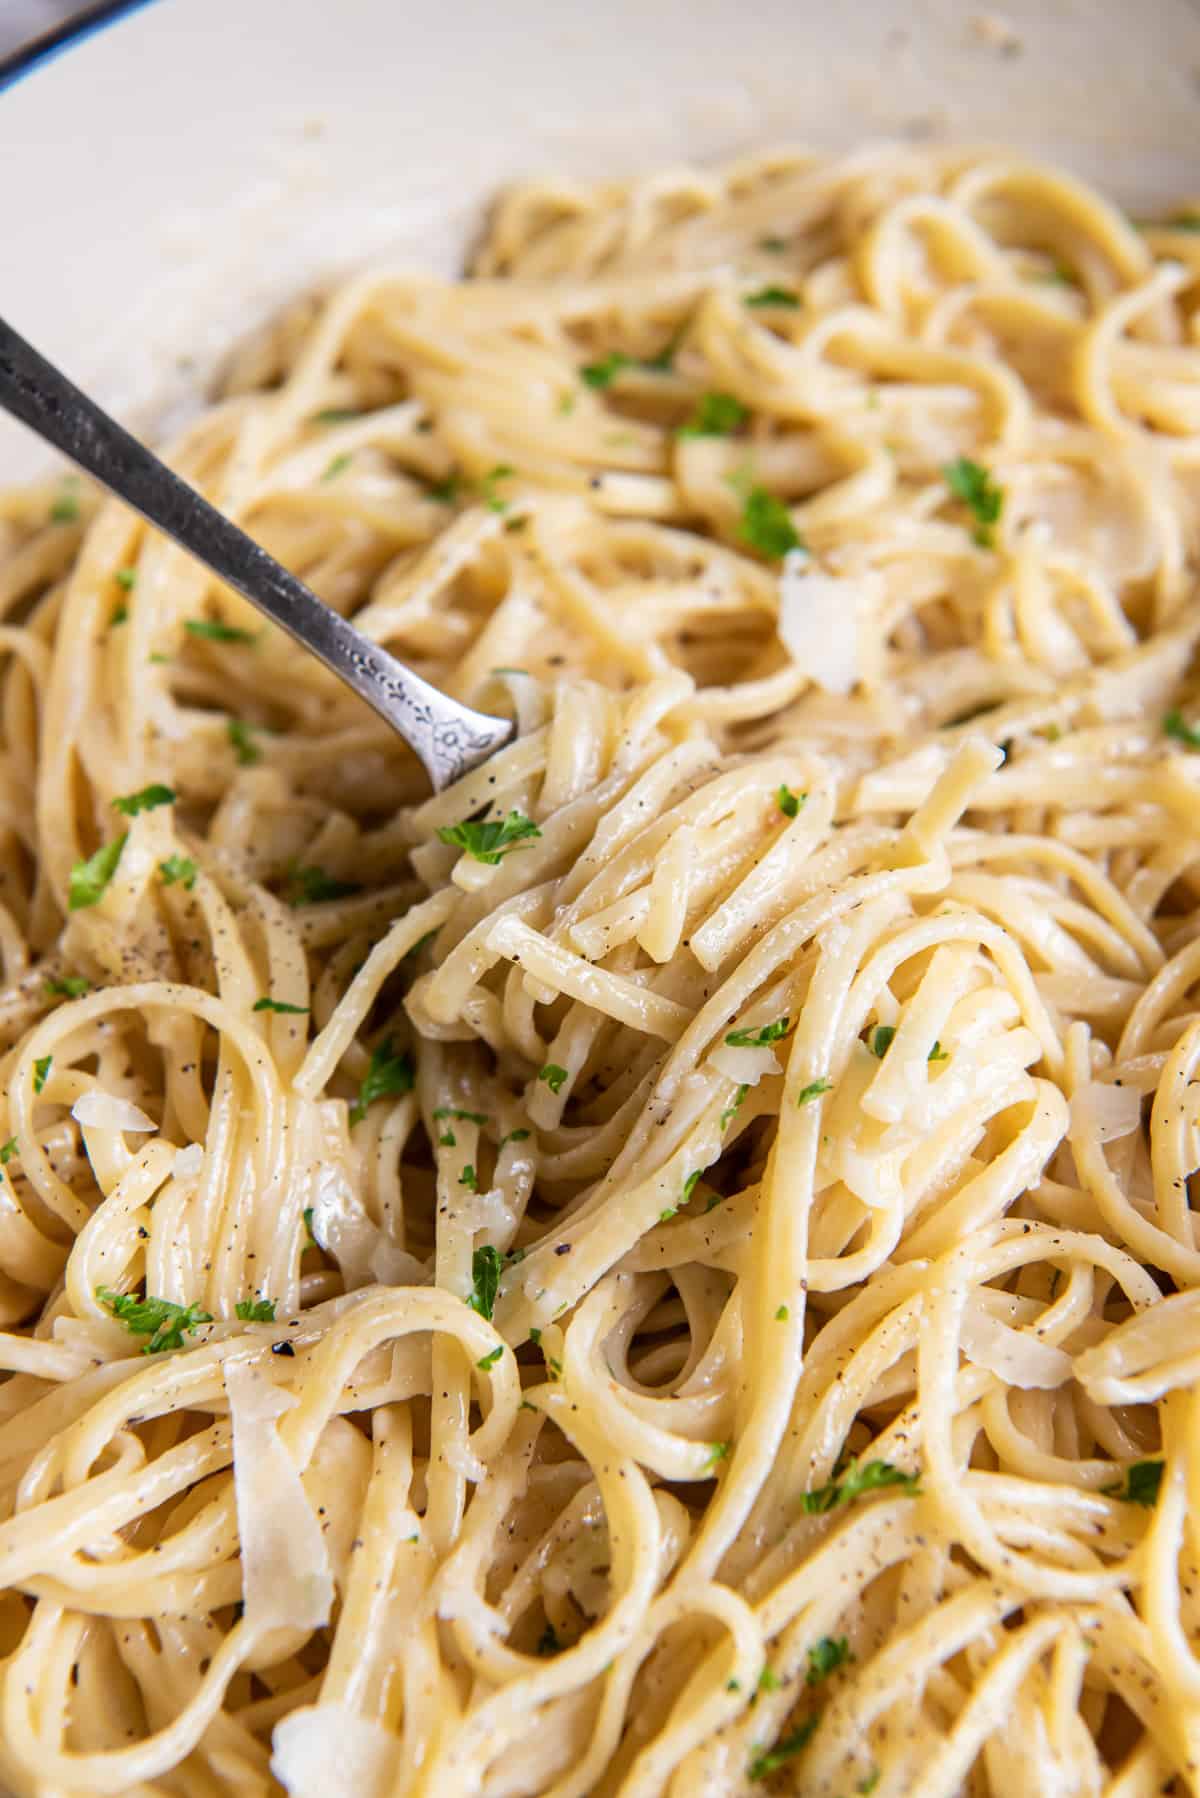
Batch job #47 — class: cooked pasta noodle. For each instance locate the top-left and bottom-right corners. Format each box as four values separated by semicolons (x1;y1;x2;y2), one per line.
1;143;1200;1795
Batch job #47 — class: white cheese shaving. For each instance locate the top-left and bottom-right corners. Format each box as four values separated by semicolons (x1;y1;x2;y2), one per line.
71;1091;157;1133
1070;1081;1141;1145
226;1358;333;1639
271;1705;397;1798
173;1143;203;1180
709;1044;779;1086
960;1302;1072;1390
778;554;862;695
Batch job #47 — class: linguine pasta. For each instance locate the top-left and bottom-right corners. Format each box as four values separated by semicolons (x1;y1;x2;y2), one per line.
1;144;1200;1794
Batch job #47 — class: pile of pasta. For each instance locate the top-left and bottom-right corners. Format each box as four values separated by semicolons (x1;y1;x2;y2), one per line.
1;143;1200;1795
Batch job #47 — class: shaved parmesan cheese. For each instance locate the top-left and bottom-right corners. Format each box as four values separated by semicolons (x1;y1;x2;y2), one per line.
1070;1081;1141;1145
960;1303;1072;1390
271;1705;397;1798
71;1092;157;1133
778;554;861;695
173;1143;203;1180
709;1044;779;1086
226;1358;332;1638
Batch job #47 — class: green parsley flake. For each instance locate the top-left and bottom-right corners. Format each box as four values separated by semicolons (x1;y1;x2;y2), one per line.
806;1636;852;1685
185;618;258;645
743;285;800;308
858;1771;881;1795
1169;212;1200;231
350;1037;415;1126
1164;709;1200;751
775;1304;789;1321
285;864;362;906
158;854;197;890
112;783;175;816
725;1017;790;1049
736;482;803;560
45;975;89;998
502;1127;532;1145
802;1458;921;1514
302;1207;317;1247
434;1106;487;1125
720;1083;749;1131
312;407;361;423
436;809;541;865
1103;1459;1164;1506
50;485;81;524
68;835;127;910
581;352;632;389
757;1667;781;1693
459;1165;479;1192
426;470;462;504
943;456;1004;547
32;1056;51;1094
538;1063;568;1095
748;1714;821;1781
322;452;352;481
0;1138;16;1165
466;1244;504;1321
928;1041;949;1061
482;464;514;512
110;605;128;627
227;719;260;766
777;784;805;819
114;567;137;591
252;997;309;1015
759;236;788;252
797;1079;832;1105
702;1440;731;1470
682;1169;702;1204
477;1345;504;1372
679;391;749;438
235;1297;277;1322
869;1025;896;1058
97;1286;213;1354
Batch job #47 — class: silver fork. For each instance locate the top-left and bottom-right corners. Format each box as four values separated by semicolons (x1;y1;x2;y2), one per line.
0;314;513;791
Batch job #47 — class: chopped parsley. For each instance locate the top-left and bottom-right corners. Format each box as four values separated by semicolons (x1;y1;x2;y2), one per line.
759;235;788;252
858;1772;881;1795
735;481;803;560
775;1304;789;1320
702;1440;731;1470
679;391;749;437
466;1244;504;1320
427;470;462;505
1103;1459;1164;1506
725;1017;790;1048
227;719;260;766
748;1714;821;1781
477;1345;504;1371
312;407;361;423
252;997;309;1015
33;1056;51;1094
797;1079;832;1105
158;854;197;890
302;1207;316;1246
322;452;352;481
802;1459;921;1514
502;1127;531;1146
285;864;362;906
743;285;800;309
68;835;127;910
114;567;137;591
757;1667;781;1694
97;1286;212;1354
235;1297;277;1322
682;1169;702;1204
943;456;1004;547
1164;709;1200;751
0;1138;16;1165
112;783;175;816
349;1037;415;1125
538;1063;568;1095
45;975;89;998
1169;212;1200;231
777;784;805;819
110;604;128;626
50;485;81;523
459;1164;480;1192
435;1106;487;1125
436;809;541;865
928;1041;949;1061
869;1025;896;1058
581;352;632;389
806;1636;852;1684
185;618;258;645
481;464;514;512
720;1083;749;1130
